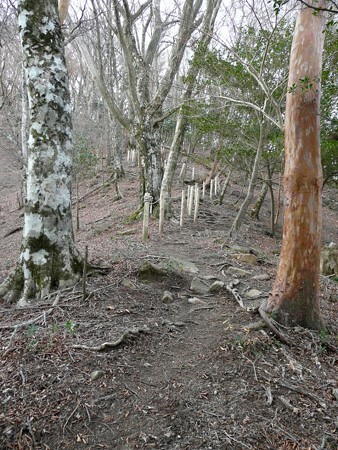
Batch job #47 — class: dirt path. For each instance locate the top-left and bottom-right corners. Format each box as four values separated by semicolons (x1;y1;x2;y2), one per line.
0;160;337;449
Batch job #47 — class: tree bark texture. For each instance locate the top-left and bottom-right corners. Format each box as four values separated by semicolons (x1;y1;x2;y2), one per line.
136;117;163;208
266;1;327;329
230;120;266;238
0;0;82;305
250;180;269;220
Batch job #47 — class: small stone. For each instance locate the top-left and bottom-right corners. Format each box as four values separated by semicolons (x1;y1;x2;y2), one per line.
225;266;251;277
165;257;199;274
162;291;174;303
190;277;210;295
208;281;225;293
245;289;262;299
121;278;136;289
90;370;105;381
138;261;167;281
164;431;174;439
252;273;270;281
188;297;206;305
235;253;258;265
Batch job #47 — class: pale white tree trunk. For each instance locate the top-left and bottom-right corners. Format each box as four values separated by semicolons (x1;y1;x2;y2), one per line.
78;0;205;209
0;0;82;305
21;66;28;164
160;0;221;217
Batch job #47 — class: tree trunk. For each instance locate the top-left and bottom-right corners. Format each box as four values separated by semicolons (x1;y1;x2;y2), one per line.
219;169;232;205
266;163;276;237
250;180;268;220
135;117;163;209
0;0;82;306
230;120;265;238
161;112;187;217
265;1;327;330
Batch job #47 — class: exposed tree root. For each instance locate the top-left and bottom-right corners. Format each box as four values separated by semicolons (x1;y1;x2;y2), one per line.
225;279;292;345
278;380;326;409
73;325;150;351
259;299;292;346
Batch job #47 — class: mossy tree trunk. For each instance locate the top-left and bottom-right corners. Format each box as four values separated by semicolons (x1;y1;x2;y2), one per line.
265;1;327;330
0;0;82;306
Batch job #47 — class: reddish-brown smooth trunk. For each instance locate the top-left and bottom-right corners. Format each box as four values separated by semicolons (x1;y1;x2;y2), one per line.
266;2;327;330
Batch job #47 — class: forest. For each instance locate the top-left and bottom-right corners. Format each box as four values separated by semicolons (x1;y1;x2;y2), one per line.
0;0;337;449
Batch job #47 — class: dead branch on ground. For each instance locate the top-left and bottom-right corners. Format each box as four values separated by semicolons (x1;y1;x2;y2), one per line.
73;325;150;351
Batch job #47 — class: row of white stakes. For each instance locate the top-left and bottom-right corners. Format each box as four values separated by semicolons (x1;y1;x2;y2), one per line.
127;149;138;165
126;151;222;200
142;174;221;241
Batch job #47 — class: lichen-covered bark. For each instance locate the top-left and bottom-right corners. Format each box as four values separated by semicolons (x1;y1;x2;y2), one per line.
0;0;82;305
265;1;327;330
135;116;163;208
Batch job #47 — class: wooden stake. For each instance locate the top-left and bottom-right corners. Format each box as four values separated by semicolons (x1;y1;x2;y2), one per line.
180;189;185;227
210;179;214;199
142;193;151;241
194;183;199;222
202;181;206;199
159;189;164;234
186;185;191;209
188;184;194;216
76;175;80;231
179;162;186;179
215;174;219;195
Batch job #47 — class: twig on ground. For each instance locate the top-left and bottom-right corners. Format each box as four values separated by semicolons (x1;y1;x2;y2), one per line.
63;401;80;434
222;430;253;449
263;385;273;406
25;417;37;448
3;326;19;356
0;293;60;331
226;279;245;308
279;395;300;414
123;382;142;399
73;326;150;351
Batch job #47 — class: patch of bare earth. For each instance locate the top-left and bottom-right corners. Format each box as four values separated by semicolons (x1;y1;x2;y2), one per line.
0;155;337;450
